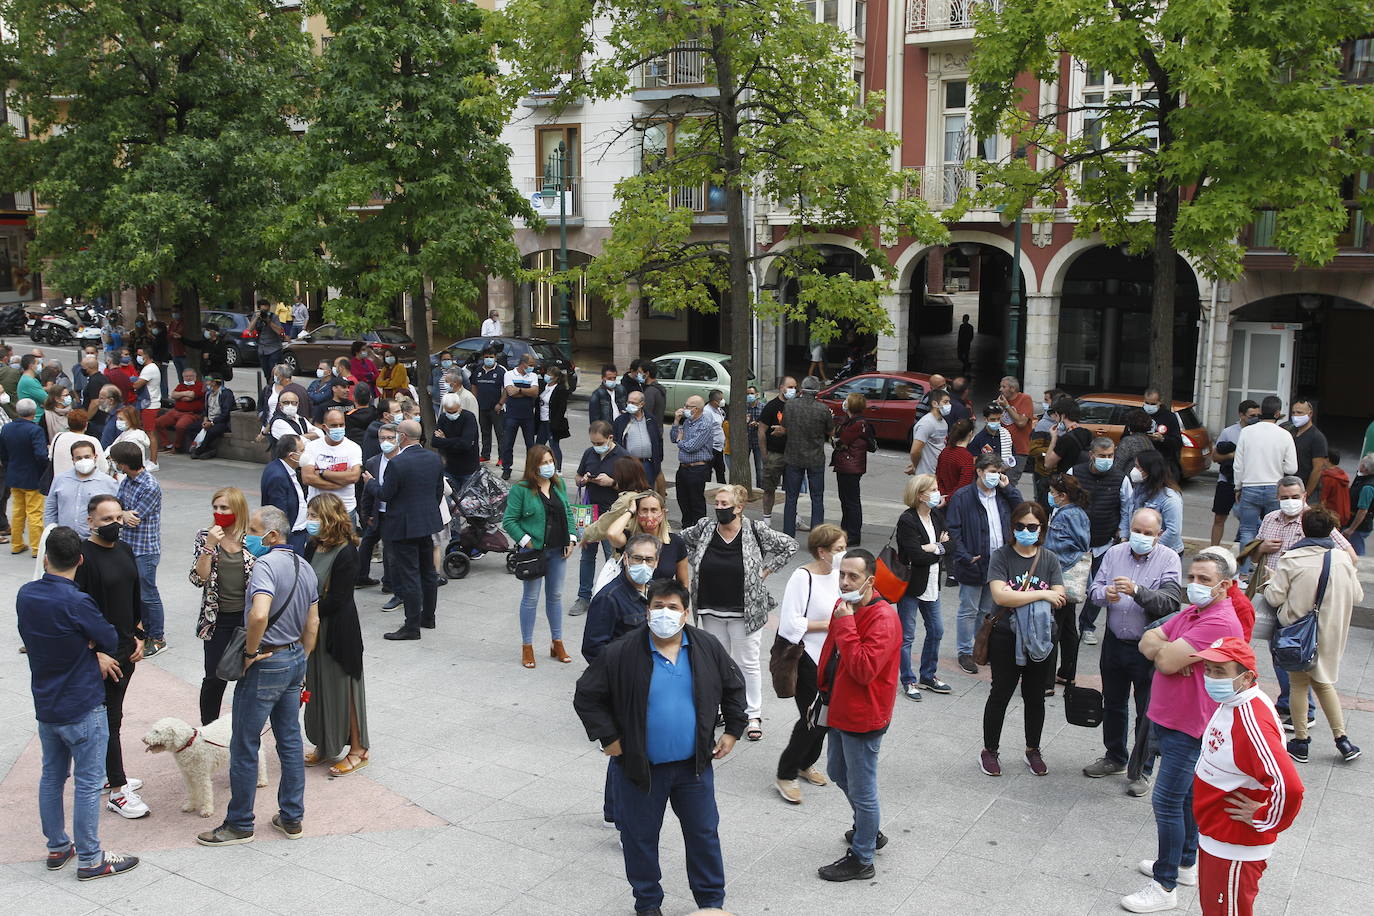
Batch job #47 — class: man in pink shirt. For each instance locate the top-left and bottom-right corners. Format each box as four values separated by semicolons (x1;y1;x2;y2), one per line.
1122;552;1243;913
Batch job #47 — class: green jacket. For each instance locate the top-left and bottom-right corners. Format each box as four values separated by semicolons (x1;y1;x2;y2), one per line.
502;477;577;550
0;366;22;419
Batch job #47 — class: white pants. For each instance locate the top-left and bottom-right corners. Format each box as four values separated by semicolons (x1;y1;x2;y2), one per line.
698;614;763;720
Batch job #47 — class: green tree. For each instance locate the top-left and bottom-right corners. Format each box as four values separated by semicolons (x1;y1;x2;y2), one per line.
498;0;947;484
301;0;532;420
967;0;1374;402
0;0;313;344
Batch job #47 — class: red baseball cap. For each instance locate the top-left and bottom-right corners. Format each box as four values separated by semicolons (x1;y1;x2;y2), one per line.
1195;637;1256;673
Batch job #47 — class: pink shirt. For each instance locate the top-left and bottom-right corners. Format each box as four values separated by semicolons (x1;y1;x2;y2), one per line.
1147;596;1243;739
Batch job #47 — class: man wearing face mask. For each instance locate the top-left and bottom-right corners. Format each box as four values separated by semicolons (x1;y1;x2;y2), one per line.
573;579;746;916
1082;508;1183;797
1210;400;1260;547
355;424;399;589
613;390;664;485
110;442;167;656
1142;386;1183;482
430;392;479;493
589;364;625;425
17;353;47;423
46;442;117;537
301;408;363;524
814;549;902;882
190;374;237;460
1190;637;1304;916
572;421;630;616
472;347;505;464
0;397;49;556
153;368;205;454
499;354;541;481
1122;553;1242;914
1279;397;1328;499
1232;396;1296;574
130;346;164;456
1070;437;1127;647
756;377;796;526
582;533;661;662
78;495;150;820
672;396;715;528
260;435;310;552
969;402;1016;473
907;388;950;477
945;453;1022;674
781;376;835;537
379;420;445;640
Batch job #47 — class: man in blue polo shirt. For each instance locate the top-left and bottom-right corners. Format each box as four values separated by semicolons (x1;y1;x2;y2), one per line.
17;526;140;881
574;580;746;916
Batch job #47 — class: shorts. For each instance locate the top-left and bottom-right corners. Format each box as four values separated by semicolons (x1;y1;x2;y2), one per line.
810;345;825;362
1212;478;1236;516
760;452;787;493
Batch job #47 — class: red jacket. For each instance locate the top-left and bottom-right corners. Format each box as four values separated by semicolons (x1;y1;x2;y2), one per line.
1226;584;1255;642
1193;687;1304;861
816;596;901;733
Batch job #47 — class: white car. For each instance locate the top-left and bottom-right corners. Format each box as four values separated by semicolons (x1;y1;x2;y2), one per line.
650;351;755;419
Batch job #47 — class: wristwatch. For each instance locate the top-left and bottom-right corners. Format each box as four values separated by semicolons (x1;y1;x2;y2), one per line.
243;647;260;659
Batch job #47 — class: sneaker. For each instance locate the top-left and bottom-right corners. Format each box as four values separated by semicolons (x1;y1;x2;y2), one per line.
958;654;978;675
501;469;511;481
1138;858;1196;887
902;683;922;702
979;749;1001;777
1081;630;1098;646
1336;736;1362;762
918;678;952;694
775;778;802;804
141;638;167;658
761;515;773;527
77;852;140;881
468;549;486;560
569;597;590;617
106;789;149;819
47;844;75;871
1281;714;1317;733
271;814;303;839
801;766;828;787
354;577;380;588
817;850;874;882
1082;756;1127;778
1127;775;1153;797
1120;880;1178;913
381;595;402;611
103;777;143;794
1286;738;1310;763
844;828;888;850
1024;749;1048;776
196;824;254;847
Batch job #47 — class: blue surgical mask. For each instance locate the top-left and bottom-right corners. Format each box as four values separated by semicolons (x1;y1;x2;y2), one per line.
783;388;797;400
327;427;346;442
538;463;556;479
840;588;866;604
380;439;397;454
625;403;640;414
627;563;654;585
305;519;321;537
1093;457;1114;473
746;394;757;404
926;492;942;508
544;374;555;385
982;471;1001;489
441;360;453;368
1203;674;1244;703
648;607;685;639
939;402;951;417
1143;403;1159;415
1187;582;1218;608
603;379;617;389
1013;529;1039;547
244;534;270;557
444;411;462;421
592;443;611;455
1128;532;1156;555
483;357;495;367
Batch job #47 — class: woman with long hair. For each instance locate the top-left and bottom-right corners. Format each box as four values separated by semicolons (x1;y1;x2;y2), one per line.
536;365;571;470
501;444;578;668
43;384;73;439
1120;449;1184;552
304;493;371;776
832;393;877;546
1044;472;1091;690
935;417;976;499
895;474;951;702
189;487;255;724
348;341;379;390
585;485;688;585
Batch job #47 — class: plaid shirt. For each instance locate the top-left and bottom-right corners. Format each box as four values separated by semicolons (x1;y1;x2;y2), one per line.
1257;509;1351;570
671;414;715;463
116;469;162;557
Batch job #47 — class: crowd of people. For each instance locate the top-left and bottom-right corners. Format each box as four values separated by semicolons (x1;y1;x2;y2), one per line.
11;319;1372;916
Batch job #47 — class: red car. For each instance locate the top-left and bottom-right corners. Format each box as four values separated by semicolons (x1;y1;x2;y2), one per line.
817;372;932;444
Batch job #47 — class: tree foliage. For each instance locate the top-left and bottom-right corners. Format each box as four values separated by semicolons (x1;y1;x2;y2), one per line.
0;0;312;312
967;0;1374;399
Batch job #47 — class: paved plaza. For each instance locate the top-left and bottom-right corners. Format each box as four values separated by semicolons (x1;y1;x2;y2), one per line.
2;446;1373;916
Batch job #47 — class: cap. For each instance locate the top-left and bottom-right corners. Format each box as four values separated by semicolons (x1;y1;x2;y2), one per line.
1195;636;1256;672
801;376;822;392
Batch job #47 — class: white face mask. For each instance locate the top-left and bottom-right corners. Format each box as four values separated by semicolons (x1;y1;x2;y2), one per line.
316;368;326;378
1129;467;1145;484
74;458;96;476
115;419;128;432
648;607;686;639
1278;497;1304;517
1290;414;1310;428
281;404;298;417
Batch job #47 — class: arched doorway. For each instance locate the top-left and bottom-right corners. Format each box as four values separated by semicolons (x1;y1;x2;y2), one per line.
775;243;876;378
1055;246;1200;395
902;242;1016;382
518;249;608;350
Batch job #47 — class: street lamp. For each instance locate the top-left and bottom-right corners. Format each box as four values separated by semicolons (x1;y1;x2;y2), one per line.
1002;146;1028;383
542;141;573;357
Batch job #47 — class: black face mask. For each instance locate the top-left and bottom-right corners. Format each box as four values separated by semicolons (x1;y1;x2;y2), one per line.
96;521;121;543
715;507;736;525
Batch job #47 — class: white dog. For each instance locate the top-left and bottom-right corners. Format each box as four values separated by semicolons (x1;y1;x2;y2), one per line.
142;715;269;817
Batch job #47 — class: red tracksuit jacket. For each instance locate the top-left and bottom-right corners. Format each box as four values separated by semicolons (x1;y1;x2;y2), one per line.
1193;687;1305;861
816;596;901;733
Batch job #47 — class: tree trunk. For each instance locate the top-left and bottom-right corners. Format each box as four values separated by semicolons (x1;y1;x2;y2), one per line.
712;28;753;489
406;238;434;435
181;284;203;373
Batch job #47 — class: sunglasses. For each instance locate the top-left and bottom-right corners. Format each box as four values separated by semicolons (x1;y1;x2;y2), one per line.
1013;523;1041;532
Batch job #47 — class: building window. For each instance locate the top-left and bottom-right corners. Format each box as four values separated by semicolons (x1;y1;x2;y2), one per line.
529;250;591;329
939;80;997;205
639;120;726;212
1;90;28;138
854;0;866;38
1079;68;1157;203
1345;37;1374;82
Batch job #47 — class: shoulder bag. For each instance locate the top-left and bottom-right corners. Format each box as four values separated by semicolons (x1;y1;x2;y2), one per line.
769;571;812;698
875;525;912;602
1064;683;1105;728
215;554;302;682
1273;550;1330;673
973;548;1040;667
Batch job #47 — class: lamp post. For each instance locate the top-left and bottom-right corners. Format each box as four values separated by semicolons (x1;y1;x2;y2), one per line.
542;140;573;356
1003;146;1027;383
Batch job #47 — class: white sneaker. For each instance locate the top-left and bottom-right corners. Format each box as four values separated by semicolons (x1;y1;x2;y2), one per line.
1082;630;1099;645
103;777;143;794
762;515;773;527
106;790;150;819
1121;880;1177;913
1138;859;1196;887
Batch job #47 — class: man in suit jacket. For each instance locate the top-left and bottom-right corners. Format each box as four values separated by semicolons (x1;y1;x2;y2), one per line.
613;390;664;484
259;435;310;552
380;420;445;641
190;374;238;460
356;423;399;592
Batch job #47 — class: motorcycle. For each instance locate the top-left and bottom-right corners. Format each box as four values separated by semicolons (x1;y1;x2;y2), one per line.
830;349;877;384
27;302;105;346
0;303;26;335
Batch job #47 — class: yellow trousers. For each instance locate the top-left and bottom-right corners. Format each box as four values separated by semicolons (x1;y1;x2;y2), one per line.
10;487;44;555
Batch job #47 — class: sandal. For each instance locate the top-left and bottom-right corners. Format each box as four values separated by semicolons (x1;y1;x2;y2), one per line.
746;718;763;741
329;751;369;778
305;750;323;767
0;534;9;544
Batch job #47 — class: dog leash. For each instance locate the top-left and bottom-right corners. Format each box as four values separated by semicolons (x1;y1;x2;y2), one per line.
174;685;311;752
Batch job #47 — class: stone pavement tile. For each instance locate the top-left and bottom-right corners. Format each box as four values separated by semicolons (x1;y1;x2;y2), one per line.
105;873;257;916
1304;788;1371;851
365;767;448;802
13;876;108;916
238;863;404;916
1285;868;1370;913
414;785;503;824
948;797;1060;868
423;827;564;893
287;831;401;880
395;876;521;916
523;860;636;914
122;844;280;897
1322;758;1374;800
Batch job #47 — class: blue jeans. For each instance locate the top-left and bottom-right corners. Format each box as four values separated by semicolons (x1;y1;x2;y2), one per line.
519;547;566;643
897;595;943;685
535;420;563;469
782;464;825;537
134;552;165;640
1270;640;1317;719
956;583;994;656
226;645;307;832
501;414;537;469
613;758;725;912
1348;529;1366;556
1100;630;1154;774
38;705;109;868
1150;723;1201;891
1235;485;1278;573
828;728;884;865
578;536;614;601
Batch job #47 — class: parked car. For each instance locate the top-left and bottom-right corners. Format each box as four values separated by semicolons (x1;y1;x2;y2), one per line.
650;351;757;419
436;336;579;392
1075;393;1213;479
202;310;260;368
277;324;418;377
817;371;933;444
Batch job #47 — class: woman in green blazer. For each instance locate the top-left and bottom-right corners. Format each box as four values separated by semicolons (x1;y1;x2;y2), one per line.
502;444;578;668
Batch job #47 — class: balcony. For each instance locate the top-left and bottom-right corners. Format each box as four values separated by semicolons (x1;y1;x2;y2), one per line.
0;190;34;213
901;165;978;208
521;63;588;109
631;42;718;101
1244;206;1373;267
906;0;1001;43
518;176;583;227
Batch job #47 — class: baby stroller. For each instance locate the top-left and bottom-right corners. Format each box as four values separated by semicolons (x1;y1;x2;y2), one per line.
442;467;516;580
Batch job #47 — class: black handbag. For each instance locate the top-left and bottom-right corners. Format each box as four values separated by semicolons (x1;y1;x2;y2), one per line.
214;554;301;682
1064;684;1105;728
1273;549;1330;673
511;548;547;581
